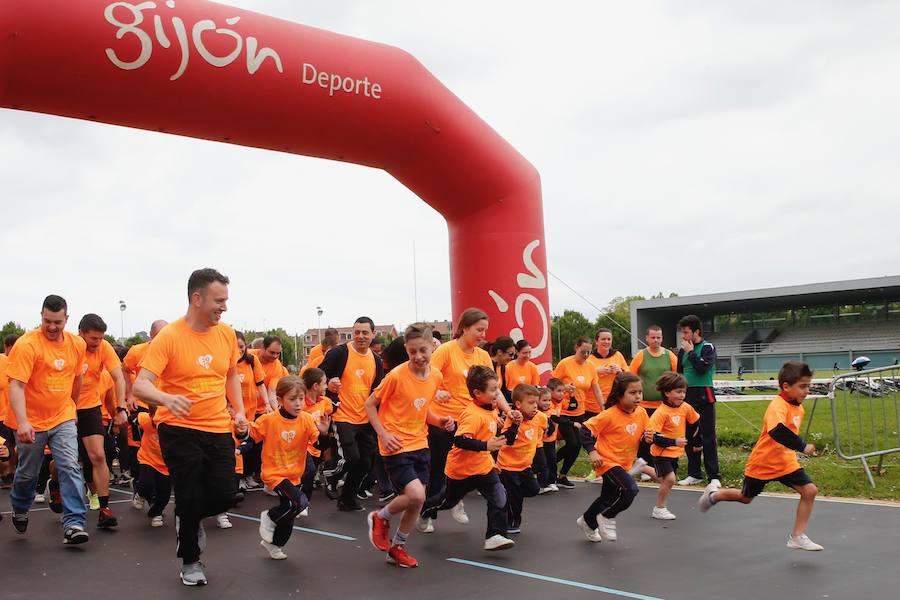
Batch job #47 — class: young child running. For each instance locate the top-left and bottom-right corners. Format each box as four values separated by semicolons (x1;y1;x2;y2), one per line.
646;372;699;520
533;384;560;494
241;376;329;559
576;372;649;543
364;324;455;568
132;406;171;527
698;361;822;551
300;367;334;507
498;384;548;533
420;365;519;551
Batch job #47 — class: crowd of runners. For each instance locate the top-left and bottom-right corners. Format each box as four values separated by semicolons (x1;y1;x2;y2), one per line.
0;268;824;587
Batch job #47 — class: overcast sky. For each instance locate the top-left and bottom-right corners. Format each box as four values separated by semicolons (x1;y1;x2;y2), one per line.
3;1;899;338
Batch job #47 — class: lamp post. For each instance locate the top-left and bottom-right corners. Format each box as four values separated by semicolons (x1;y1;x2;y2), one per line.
316;306;323;346
119;300;127;342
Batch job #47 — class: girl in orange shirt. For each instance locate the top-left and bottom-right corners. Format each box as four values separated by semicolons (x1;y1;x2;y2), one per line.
576;372;648;543
241;376;329;560
132;406;171;527
533;380;564;492
505;340;541;391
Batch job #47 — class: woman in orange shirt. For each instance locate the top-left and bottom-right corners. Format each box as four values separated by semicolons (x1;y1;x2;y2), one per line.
487;336;516;403
504;340;540;392
551;337;602;489
576;372;648;543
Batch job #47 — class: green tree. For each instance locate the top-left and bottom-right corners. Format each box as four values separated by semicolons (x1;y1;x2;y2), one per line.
125;332;149;347
244;328;300;369
103;334;118;345
0;321;26;340
550;310;593;364
594;295;645;360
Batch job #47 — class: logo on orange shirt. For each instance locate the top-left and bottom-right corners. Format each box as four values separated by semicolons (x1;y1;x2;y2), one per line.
413;397;426;411
625;423;637;435
489;421;497;434
81;363;89;374
792;416;801;428
524;428;535;440
576;376;585;383
280;430;296;444
197;354;213;369
54;358;65;370
355;369;366;378
239;373;245;383
672;416;681;425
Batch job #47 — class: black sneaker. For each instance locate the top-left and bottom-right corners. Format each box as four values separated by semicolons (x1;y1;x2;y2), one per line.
379;491;397;503
12;513;28;534
324;473;340;500
63;526;90;545
98;507;118;528
337;500;365;512
556;475;576;489
356;489;373;501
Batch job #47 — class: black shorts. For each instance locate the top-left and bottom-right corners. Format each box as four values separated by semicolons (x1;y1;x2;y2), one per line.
76;406;105;438
741;469;813;498
383;448;431;491
653;456;679;478
0;421;15;450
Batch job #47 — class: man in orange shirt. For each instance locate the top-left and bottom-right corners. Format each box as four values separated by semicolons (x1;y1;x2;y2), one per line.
319;316;385;511
257;336;288;413
76;313;128;527
134;268;248;586
300;327;338;375
7;295;90;544
122;319;168;409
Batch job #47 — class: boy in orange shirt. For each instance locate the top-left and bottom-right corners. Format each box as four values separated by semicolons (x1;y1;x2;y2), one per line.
241;376;329;560
576;372;649;543
698;361;822;551
498;384;548;534
132;406;171;527
300;367;334;504
419;365;519;551
365;324;455;568
646;372;699;520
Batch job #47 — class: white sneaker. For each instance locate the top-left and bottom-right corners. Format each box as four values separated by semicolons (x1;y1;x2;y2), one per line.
262;485;278;497
416;516;434;533
216;514;232;529
628;458;648;477
576;516;602;542
259;510;276;543
34;493;46;503
151;516;164;527
260;539;287;559
678;475;704;486
598;516;617;541
787;533;824;551
640;473;653;482
548;483;559;492
698;487;716;513
131;494;146;510
709;478;722;489
298;507;309;517
484;534;515;551
538;486;553;495
450;500;469;524
652;506;677;520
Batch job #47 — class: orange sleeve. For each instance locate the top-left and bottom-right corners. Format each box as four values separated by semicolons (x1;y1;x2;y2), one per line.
5;338;35;384
373;370;397;402
454;409;480;438
252;360;266;385
628;351;643;374
648;408;666;432
249;416;266;443
686;404;700;425
101;341;122;372
668;350;677;371
763;400;789;431
615;353;628;370
583;412;607;438
140;333;172;379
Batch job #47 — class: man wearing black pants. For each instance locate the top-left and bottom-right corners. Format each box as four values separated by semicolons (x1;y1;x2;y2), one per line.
135;268;248;586
676;315;721;488
319;317;384;511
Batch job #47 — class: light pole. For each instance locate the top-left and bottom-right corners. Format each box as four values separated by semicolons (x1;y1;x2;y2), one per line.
119;300;127;341
316;306;323;346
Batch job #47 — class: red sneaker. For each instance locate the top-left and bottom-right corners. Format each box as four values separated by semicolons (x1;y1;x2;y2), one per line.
367;511;390;552
386;544;418;568
98;507;118;528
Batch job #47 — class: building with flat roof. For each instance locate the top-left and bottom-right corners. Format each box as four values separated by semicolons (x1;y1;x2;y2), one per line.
630;276;900;373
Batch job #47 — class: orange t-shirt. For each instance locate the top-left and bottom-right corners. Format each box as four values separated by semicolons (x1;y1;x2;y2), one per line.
77;339;121;410
333;345;376;425
249;410;320;489
301;344;326;375
99;369;116;425
430;341;493;419
140;317;240;434
236;356;266;423
497;411;549;472
504;360;540;391
0;353;9;423
373;363;444;456
302;395;333;457
649;401;700;458
552;356;598;417
542;399;562;442
744;395;806;480
5;329;86;431
583;405;649;476
258;357;289;413
585;351;628;413
137;411;168;475
444;403;499;479
123;341;154;408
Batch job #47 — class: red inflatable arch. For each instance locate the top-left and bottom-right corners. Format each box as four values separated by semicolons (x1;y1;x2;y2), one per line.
0;0;552;372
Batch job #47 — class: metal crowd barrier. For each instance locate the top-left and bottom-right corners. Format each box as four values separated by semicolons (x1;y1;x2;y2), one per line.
804;365;900;488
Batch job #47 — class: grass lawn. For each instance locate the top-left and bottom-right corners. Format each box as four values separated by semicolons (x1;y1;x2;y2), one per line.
569;393;900;501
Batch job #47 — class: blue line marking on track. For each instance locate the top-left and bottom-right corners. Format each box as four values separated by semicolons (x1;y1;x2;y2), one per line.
446;558;665;600
226;511;357;541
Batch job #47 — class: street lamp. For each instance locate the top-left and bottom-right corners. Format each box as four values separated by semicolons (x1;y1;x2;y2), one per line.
119;300;127;341
316;306;323;346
